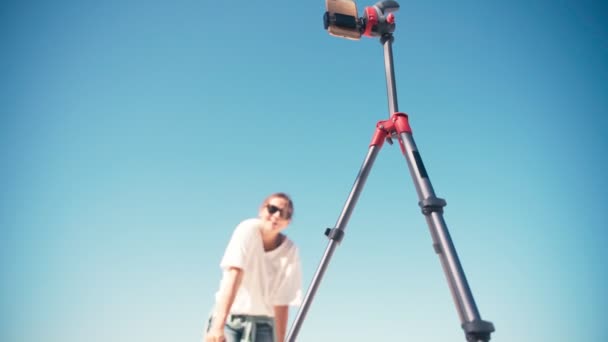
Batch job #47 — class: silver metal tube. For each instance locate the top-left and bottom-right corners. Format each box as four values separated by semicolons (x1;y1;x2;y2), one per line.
383;35;399;116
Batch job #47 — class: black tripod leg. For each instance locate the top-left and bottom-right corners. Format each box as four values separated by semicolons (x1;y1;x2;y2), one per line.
397;128;495;342
286;128;388;342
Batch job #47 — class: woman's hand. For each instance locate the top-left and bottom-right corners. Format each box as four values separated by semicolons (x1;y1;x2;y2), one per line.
204;326;225;342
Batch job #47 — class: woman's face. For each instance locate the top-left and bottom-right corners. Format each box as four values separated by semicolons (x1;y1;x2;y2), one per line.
259;196;292;233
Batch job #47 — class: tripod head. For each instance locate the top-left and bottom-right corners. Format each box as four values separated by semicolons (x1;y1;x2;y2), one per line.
323;0;400;40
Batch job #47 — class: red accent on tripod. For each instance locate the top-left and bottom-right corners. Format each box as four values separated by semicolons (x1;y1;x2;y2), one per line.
370;112;411;147
363;6;378;37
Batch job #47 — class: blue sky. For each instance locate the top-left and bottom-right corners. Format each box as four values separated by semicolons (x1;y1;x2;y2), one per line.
2;0;607;341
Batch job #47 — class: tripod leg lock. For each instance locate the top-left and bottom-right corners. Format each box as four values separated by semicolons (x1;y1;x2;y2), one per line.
324;227;345;243
462;319;495;342
418;196;447;216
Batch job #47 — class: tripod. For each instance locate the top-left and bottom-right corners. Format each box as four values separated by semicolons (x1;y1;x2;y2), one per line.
286;1;495;341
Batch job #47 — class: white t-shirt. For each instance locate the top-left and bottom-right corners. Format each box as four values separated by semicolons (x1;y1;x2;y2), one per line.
215;218;303;317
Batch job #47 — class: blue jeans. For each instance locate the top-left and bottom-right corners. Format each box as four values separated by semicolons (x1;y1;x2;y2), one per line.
207;314;276;342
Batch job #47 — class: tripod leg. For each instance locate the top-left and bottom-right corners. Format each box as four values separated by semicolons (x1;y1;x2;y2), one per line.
393;114;495;341
286;126;390;342
377;28;494;341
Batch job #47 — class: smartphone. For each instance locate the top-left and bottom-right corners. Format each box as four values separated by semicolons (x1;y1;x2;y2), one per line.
325;0;361;40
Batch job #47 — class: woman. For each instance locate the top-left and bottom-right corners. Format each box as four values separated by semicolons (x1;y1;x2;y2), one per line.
204;193;303;342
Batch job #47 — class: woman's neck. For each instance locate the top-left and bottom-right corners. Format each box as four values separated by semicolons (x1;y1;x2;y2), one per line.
261;231;283;252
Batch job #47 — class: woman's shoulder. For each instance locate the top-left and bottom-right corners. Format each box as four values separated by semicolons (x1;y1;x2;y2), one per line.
236;217;260;228
233;218;261;236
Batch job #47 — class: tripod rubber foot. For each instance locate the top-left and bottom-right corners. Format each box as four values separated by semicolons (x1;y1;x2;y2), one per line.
463;319;495;342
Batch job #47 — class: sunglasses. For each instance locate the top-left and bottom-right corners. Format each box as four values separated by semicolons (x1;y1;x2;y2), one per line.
266;204;291;219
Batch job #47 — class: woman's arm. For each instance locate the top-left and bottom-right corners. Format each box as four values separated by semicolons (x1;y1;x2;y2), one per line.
273;305;288;342
207;267;243;340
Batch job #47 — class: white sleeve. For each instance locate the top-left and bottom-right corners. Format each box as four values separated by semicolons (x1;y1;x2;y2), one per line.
219;220;256;270
272;247;303;306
